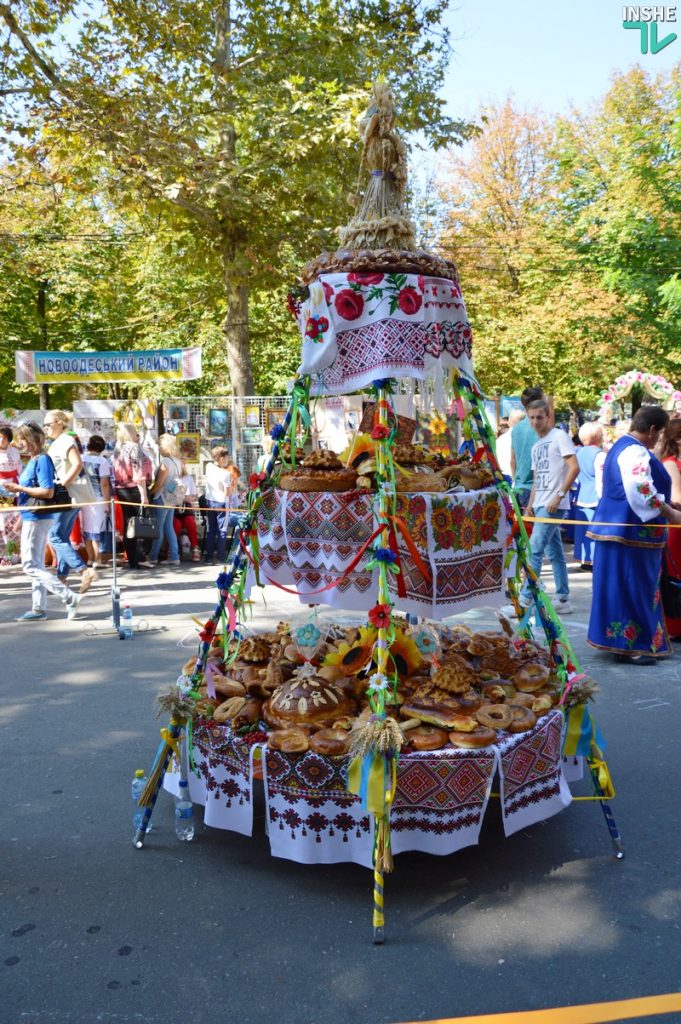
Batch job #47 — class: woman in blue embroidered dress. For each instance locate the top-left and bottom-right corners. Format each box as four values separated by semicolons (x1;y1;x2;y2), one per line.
587;406;681;666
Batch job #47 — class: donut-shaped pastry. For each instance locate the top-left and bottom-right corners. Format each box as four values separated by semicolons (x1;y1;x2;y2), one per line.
409;725;449;751
509;691;535;709
449;726;496;748
213;696;247;723
268;727;309;753
475;703;513;731
507;704;537;733
513;663;551;693
231;699;263;731
309;728;350;756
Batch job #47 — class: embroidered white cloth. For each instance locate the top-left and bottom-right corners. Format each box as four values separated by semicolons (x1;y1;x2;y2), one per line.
175;713;570;866
296;273;474;396
253;486;509;620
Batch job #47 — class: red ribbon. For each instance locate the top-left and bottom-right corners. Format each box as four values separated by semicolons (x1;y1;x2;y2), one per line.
390;515;432;584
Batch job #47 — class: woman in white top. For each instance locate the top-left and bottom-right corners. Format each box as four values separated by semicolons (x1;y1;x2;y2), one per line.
204;446;232;562
44;410;96;594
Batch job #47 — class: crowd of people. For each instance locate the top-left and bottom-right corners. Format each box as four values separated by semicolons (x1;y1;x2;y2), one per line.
1;413;245;621
499;389;681;666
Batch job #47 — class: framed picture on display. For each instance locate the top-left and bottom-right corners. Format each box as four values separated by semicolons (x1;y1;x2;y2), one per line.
265;407;286;433
177;432;201;463
209;408;229;436
245;405;261;427
345;410;360;432
241;426;263;445
167;402;189;422
196;413;208;433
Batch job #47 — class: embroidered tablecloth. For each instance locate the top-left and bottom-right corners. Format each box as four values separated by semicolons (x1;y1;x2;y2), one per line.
254;486;508;619
295;273;474;396
172;712;570;866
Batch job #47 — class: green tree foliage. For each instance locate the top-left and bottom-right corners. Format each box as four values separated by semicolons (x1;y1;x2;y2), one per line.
439;68;681;408
1;0;471;395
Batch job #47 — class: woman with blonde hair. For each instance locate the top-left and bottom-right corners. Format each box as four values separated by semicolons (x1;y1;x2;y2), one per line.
112;422;152;570
44;409;96;593
147;433;183;567
5;422;83;620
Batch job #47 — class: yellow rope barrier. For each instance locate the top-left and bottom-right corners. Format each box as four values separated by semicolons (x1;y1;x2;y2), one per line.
397;991;681;1024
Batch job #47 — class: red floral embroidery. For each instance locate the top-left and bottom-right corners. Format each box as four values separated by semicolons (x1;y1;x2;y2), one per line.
334;288;365;320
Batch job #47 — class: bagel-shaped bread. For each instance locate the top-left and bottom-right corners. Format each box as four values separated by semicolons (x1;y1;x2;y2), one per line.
211;673;246;698
309;728;351;756
507;704;537;733
449;726;496;749
508;691;535;709
409;725;449;751
213;696;247;723
475;703;513;731
267;727;309;753
513;662;550;692
231;699;263;731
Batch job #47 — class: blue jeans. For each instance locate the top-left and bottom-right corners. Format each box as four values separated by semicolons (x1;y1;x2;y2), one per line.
205;501;227;561
150;500;180;562
520;506;569;604
48;505;86;578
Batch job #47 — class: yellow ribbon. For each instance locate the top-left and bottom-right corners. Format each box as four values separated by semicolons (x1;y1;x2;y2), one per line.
590;758;616;800
160;727;181;763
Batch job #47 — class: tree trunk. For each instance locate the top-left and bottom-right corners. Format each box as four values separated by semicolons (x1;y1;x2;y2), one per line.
36;280;50;411
221;240;254;396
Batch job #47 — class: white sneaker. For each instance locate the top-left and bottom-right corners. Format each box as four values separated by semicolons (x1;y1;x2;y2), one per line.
66;593;82;620
556;599;573;615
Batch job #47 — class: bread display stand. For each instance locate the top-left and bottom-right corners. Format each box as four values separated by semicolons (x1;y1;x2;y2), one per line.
135;84;620;944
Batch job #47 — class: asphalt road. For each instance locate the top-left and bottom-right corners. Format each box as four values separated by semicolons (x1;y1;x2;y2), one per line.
1;553;680;1024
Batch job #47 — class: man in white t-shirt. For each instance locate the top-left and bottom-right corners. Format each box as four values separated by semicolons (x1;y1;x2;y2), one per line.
517;399;579;614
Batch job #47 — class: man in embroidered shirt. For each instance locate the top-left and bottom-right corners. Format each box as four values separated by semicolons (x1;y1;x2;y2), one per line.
515;399;579;615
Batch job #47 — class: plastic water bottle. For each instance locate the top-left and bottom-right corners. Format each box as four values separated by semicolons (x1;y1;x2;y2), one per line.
174;780;194;841
132;769;152;836
120;604;133;639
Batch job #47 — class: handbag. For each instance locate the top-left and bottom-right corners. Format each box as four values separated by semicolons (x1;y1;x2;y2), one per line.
26;482;70;514
126;506;159;540
661;548;681;618
67;471;97;506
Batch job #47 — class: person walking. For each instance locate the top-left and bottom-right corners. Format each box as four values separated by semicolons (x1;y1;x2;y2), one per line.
587;406;681;665
496;408;525;480
111;423;152;571
573;422;605;571
203;446;232;563
80;435;112;568
147;434;183;567
43;410;96;594
508;398;579;616
5;422;83;621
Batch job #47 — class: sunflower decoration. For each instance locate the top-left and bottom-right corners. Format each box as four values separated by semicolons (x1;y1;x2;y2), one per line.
385;627;423;679
429;412;447;436
340;433;374;470
324;625;378;676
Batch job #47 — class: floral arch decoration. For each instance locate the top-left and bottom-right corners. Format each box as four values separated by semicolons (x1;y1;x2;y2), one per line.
598;370;681;423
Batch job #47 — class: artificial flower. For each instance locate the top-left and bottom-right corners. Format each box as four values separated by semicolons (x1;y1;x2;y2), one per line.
373;546;397;563
371;424;390;440
324;626;377;676
296;622;322;646
429;413;447;435
366;672;390;694
248;471;266;491
216;571;231;591
386;628;423;679
340;433;373;468
199;618;218;643
368;603;392;629
270;423;286;441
